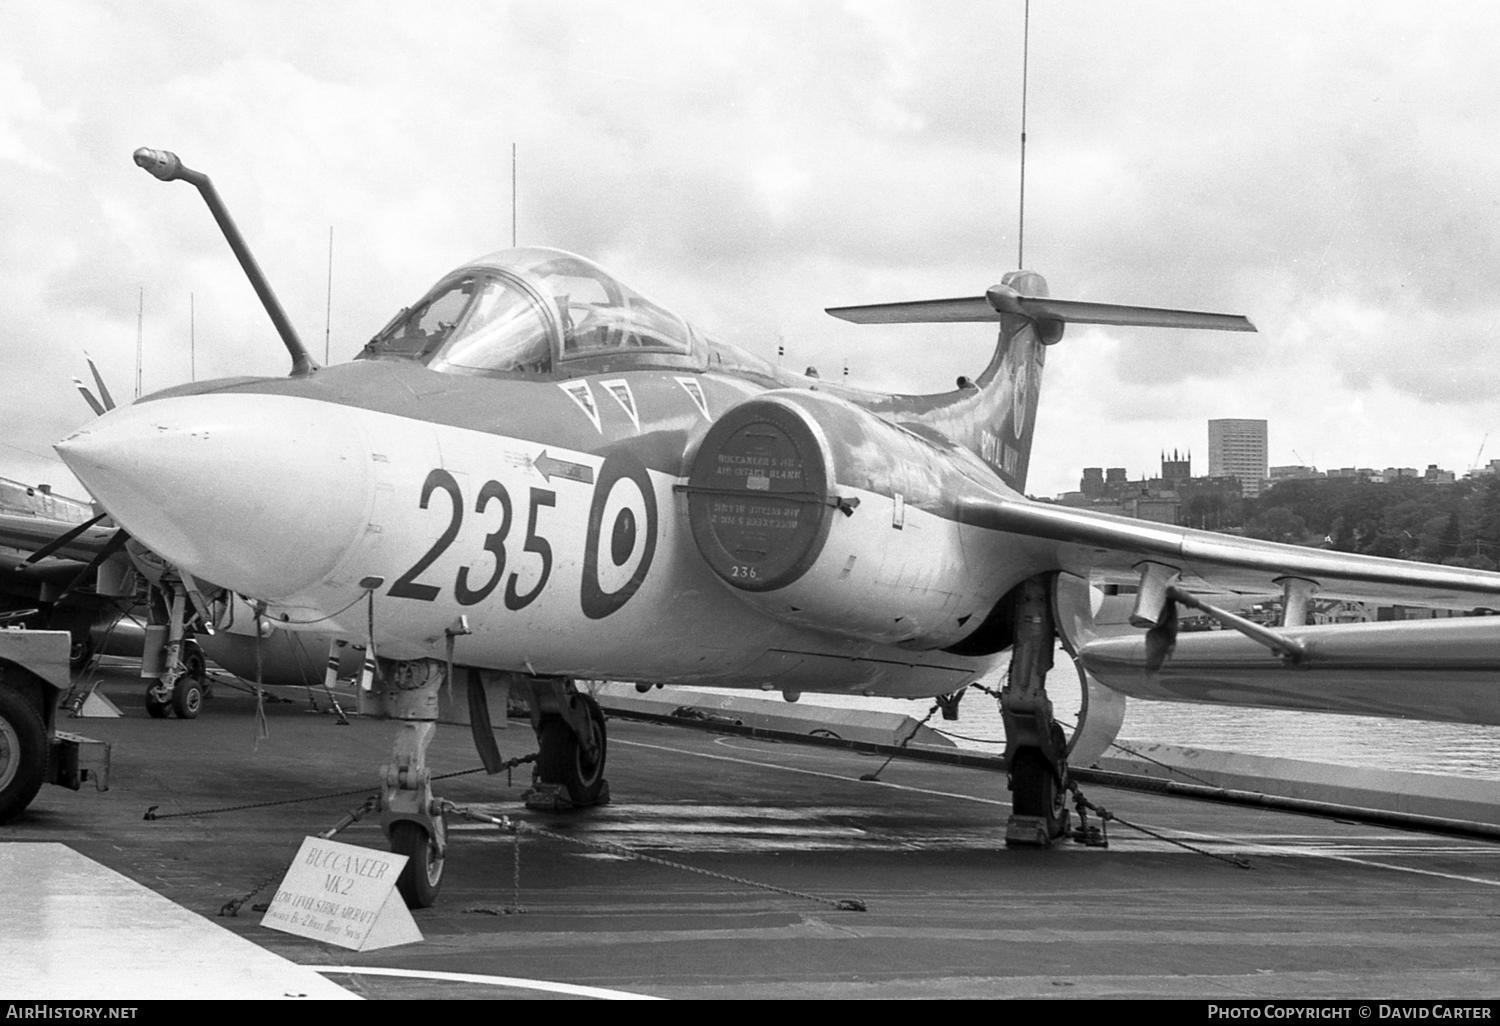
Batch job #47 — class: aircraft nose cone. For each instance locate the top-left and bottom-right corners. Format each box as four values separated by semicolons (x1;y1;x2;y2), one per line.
56;391;371;600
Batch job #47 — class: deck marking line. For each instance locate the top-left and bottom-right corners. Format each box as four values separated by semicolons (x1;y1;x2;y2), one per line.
313;965;663;999
1168;835;1500;888
616;738;1011;806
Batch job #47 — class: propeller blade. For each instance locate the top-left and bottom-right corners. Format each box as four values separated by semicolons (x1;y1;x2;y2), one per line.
25;512;109;564
87;355;117;410
53;528;130;604
72;378;107;417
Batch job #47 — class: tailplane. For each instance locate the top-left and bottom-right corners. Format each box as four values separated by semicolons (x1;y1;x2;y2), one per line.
827;274;1254;493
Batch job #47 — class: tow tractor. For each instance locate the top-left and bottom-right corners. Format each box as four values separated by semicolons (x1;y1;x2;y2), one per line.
0;628;111;823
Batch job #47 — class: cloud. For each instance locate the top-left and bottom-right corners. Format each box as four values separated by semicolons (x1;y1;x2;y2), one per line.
1;0;1498;504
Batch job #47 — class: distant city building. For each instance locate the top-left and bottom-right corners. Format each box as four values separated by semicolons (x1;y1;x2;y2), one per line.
1208;419;1268;498
1424;464;1457;486
1269;465;1324;484
1061;449;1240;528
1160;449;1191;484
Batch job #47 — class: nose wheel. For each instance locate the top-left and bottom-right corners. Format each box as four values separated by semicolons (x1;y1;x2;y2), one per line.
389;819;445;908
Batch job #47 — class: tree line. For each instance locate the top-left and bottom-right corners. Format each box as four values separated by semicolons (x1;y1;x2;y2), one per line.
1239;477;1500;570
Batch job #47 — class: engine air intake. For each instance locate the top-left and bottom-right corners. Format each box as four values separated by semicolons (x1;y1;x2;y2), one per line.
685;399;835;592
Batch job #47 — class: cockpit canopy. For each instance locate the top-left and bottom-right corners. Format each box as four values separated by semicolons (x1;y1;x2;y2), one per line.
360;248;701;377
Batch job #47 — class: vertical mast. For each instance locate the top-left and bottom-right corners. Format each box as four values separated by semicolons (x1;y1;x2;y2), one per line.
1017;0;1030;270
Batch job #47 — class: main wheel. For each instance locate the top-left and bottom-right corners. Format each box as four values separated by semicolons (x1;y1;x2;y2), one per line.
390;820;444;908
0;685;48;825
536;695;607;805
1009;746;1066;836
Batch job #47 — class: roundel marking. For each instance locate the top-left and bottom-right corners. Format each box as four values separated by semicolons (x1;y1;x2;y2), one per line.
581;451;658;619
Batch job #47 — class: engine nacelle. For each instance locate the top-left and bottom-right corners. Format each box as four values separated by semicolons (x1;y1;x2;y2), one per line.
684;391;1017;648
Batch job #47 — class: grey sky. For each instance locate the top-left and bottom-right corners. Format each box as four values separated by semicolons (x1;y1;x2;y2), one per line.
3;0;1498;499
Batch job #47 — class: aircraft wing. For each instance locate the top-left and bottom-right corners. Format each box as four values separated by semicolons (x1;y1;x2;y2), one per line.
962;496;1500;607
1074;616;1500;726
0;512;117;565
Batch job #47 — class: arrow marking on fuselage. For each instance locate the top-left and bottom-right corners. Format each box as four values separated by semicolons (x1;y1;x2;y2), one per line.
675;376;710;420
559;380;601;432
600;379;640;431
532;449;595;485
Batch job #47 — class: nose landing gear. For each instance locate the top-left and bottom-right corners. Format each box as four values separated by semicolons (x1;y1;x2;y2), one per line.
365;664;611;908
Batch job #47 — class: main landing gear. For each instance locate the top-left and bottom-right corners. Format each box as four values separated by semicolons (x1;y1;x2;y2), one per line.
1000;573;1072;846
367;662;610;908
513;679;610;810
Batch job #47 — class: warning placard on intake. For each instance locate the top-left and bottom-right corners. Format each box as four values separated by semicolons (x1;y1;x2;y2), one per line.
260;836;422;951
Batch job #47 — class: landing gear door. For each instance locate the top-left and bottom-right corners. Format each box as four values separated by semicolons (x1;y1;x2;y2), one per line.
1052;572;1127;767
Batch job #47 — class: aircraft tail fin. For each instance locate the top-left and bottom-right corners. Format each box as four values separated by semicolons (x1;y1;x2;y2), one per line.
828;272;1254;493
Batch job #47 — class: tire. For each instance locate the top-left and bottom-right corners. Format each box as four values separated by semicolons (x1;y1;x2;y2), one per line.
69;635;96;673
535;694;608;805
172;644;206;719
1009;746;1066;836
390;820;443;908
182;643;211;699
144;689;171;718
171;677;203;719
0;685;48;825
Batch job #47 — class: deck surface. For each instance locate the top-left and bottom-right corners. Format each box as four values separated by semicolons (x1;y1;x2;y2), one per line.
4;668;1499;1000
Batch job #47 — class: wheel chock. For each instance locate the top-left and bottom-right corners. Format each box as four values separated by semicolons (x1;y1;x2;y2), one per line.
1005;815;1054;847
523;783;574;811
1004;808;1070;848
77;691;123;718
522;779;611;812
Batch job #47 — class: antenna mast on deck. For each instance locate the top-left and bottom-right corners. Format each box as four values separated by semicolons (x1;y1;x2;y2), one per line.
1017;0;1030;269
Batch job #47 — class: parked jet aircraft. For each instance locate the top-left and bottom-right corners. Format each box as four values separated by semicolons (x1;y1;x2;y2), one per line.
52;148;1500;906
0;475;128;670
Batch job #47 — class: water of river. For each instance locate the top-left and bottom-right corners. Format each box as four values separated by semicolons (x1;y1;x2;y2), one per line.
675;649;1500;781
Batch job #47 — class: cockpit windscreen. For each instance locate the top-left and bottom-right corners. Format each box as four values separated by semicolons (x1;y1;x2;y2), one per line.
360;248;694;377
363;274;552;375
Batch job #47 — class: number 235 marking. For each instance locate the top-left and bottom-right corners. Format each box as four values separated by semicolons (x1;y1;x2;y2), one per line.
388;468;555;609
